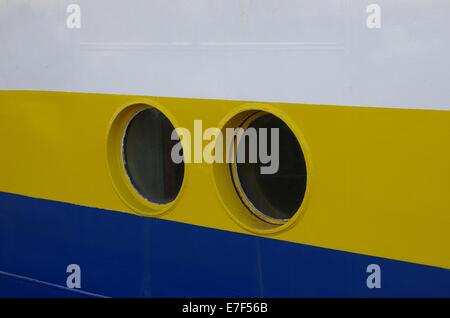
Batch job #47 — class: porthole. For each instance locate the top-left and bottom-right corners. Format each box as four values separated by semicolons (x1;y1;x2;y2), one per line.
107;102;185;216
231;112;307;225
123;108;184;205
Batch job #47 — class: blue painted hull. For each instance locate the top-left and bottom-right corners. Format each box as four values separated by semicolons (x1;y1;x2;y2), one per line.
1;192;449;298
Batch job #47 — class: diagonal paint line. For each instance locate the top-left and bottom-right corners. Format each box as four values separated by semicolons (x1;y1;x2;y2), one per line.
0;270;110;298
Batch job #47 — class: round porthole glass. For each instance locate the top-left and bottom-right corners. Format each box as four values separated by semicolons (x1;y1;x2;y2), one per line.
232;112;307;224
123;108;184;205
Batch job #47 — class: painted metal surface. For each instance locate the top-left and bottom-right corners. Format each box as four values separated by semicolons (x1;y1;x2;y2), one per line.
1;1;450;297
1;0;450;109
1;192;450;297
0;91;449;271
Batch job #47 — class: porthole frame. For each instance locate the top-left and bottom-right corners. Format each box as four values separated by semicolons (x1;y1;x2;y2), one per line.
106;100;187;217
211;103;312;234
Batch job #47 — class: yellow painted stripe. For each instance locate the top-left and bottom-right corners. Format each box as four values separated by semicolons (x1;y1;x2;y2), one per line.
1;91;449;269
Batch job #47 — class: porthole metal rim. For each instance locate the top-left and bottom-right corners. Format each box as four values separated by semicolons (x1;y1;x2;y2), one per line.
210;103;313;235
106;99;187;217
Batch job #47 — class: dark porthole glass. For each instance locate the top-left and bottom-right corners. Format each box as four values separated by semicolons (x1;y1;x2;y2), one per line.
123;108;184;205
234;113;307;223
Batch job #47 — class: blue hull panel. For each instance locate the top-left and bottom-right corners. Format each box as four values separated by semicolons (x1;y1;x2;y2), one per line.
0;192;449;297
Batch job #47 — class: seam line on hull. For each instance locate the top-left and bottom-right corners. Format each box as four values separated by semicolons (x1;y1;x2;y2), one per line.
0;270;110;298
